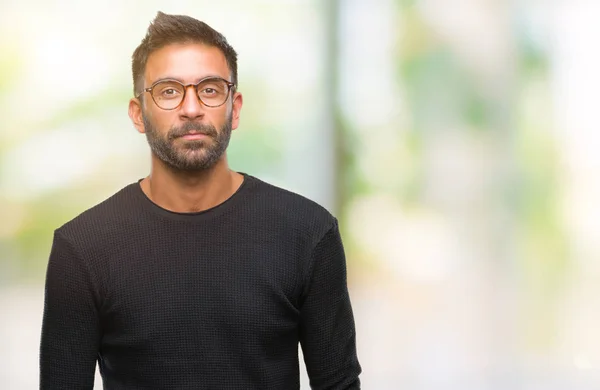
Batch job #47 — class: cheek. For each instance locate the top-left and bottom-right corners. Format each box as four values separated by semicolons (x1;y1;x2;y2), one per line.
144;109;175;132
224;102;236;121
206;107;229;126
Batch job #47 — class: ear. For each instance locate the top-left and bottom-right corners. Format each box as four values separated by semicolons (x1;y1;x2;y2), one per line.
230;91;243;131
128;98;146;134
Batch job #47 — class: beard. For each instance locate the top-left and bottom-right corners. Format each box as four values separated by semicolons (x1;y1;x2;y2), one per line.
142;112;232;172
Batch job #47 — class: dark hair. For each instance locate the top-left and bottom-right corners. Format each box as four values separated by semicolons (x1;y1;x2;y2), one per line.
131;11;238;96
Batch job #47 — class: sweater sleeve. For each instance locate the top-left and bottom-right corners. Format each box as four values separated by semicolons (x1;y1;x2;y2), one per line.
40;231;101;389
299;220;362;390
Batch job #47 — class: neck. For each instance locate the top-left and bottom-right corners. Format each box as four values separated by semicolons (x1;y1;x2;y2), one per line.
140;154;244;213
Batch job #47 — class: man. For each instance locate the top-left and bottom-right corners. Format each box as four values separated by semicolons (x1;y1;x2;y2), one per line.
40;11;361;390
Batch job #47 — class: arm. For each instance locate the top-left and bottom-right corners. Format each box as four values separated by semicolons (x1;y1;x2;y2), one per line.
299;220;362;390
40;231;101;389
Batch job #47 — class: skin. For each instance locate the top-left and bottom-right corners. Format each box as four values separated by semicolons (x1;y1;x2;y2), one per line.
128;43;244;213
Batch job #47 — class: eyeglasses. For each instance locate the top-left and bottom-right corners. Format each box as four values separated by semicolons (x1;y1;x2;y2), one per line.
136;77;235;110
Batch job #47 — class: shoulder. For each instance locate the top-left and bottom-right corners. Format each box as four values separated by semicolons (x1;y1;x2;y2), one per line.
244;174;338;242
55;182;141;249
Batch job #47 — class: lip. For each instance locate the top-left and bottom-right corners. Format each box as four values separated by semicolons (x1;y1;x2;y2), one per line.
180;133;208;140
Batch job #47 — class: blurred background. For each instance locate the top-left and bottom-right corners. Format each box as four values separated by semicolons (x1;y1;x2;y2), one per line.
1;0;599;388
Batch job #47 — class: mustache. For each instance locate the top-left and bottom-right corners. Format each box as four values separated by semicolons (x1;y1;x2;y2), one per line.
167;122;218;141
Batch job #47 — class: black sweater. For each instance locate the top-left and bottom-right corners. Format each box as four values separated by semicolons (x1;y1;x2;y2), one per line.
40;173;361;389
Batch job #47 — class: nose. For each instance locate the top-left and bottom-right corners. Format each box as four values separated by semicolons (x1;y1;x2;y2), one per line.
179;85;205;120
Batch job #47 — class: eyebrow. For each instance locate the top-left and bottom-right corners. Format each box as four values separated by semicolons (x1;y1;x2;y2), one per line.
150;74;228;86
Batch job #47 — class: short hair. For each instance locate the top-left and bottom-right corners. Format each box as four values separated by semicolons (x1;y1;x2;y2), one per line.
131;11;238;96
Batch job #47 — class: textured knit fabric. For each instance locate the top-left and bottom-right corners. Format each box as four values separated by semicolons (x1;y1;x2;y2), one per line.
40;173;361;389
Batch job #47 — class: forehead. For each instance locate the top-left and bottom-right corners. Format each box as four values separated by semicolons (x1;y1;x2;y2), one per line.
144;43;230;84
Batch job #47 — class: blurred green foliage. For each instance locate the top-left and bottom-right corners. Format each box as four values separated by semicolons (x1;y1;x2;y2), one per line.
1;2;568;306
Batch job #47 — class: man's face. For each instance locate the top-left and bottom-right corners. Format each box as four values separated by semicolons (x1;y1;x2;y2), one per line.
130;43;242;171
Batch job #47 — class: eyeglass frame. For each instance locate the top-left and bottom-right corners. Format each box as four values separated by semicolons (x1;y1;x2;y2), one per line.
135;76;236;110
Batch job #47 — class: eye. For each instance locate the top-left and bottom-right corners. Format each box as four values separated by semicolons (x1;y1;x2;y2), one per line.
161;88;180;96
201;88;217;95
152;81;184;100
